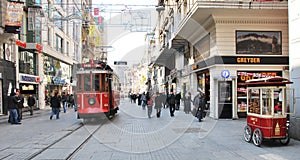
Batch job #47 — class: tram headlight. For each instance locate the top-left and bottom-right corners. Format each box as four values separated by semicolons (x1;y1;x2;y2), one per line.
88;98;96;105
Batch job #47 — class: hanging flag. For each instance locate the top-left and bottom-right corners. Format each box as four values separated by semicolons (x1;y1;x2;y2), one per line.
94;8;99;16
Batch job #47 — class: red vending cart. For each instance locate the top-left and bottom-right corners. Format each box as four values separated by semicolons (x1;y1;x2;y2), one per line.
243;77;294;147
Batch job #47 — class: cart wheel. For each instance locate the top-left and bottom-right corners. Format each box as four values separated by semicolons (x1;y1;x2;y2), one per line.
280;131;290;145
252;128;263;147
244;125;252;142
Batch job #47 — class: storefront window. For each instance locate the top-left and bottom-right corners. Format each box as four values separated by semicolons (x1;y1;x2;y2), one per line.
19;51;36;75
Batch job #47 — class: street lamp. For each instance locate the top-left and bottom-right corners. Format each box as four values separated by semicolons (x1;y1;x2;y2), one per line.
155;6;165;12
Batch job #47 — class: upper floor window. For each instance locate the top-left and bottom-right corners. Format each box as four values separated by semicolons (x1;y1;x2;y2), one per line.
35;19;42;44
193;33;210;62
54;11;63;30
19;51;36;75
55;34;63;53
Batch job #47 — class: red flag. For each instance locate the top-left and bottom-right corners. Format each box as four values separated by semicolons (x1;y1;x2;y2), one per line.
94;8;99;16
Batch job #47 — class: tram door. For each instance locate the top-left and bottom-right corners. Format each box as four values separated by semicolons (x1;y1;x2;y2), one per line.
218;81;233;119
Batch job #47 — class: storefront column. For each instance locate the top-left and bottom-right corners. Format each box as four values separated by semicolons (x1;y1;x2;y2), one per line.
232;79;238;119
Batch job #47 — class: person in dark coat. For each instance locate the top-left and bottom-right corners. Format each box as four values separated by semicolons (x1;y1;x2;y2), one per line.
175;92;181;110
154;92;163;118
50;90;61;120
17;90;24;122
137;93;141;106
9;91;22;124
168;92;176;117
27;94;36;116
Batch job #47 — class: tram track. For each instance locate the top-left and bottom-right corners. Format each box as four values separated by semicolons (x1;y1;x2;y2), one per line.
24;119;107;160
66;120;107;160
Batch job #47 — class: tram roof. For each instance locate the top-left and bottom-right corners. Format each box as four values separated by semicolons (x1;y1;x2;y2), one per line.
244;76;293;87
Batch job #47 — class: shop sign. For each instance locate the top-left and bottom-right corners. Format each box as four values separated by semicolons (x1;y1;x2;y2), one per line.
191;64;198;70
26;43;43;52
20;75;38;83
53;77;66;85
237;57;261;64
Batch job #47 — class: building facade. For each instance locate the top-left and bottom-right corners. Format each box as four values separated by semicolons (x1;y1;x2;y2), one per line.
289;0;300;140
153;0;289;119
0;0;84;114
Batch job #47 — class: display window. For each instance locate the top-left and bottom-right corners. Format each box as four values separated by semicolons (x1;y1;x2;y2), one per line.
237;71;282;114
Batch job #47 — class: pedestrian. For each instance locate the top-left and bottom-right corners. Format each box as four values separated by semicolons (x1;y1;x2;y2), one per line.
61;92;67;113
27;94;36;116
137;93;141;106
141;92;147;110
168;92;176;117
195;93;205;122
192;93;200;116
154;92;163;118
175;92;181;110
50;89;61;120
161;93;168;108
184;92;192;114
66;93;70;108
17;90;24;122
69;94;76;111
146;92;153;118
9;91;21;125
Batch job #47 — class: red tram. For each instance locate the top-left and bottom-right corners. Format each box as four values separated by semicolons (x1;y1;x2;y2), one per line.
243;76;295;146
75;60;120;119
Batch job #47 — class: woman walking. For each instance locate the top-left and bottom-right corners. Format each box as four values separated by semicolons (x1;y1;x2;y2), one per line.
184;92;192;114
146;92;153;118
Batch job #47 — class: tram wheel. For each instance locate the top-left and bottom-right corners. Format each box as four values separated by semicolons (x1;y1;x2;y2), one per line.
280;131;290;145
252;128;263;147
244;125;252;143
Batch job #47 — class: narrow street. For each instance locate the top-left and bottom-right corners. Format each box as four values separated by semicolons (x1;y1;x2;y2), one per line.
0;99;300;160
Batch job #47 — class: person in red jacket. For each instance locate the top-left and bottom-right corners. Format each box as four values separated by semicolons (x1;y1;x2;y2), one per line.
274;101;282;113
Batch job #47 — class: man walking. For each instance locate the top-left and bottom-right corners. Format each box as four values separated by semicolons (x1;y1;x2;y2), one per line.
27;94;36;116
50;90;61;120
10;91;22;124
168;92;176;117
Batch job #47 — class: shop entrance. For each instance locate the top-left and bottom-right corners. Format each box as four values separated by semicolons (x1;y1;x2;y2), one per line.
218;81;232;119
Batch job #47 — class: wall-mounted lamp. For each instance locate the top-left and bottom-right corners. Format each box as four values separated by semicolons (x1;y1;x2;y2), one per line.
156;6;165;12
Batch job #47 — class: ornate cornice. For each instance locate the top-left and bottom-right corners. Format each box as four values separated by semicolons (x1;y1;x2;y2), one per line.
214;18;288;25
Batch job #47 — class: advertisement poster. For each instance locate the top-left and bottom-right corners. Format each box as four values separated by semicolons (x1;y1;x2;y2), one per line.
5;2;24;27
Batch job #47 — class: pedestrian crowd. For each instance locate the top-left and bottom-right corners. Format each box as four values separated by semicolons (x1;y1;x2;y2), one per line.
7;88;76;124
128;90;208;121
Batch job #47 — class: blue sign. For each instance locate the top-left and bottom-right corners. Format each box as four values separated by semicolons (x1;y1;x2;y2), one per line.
221;70;230;79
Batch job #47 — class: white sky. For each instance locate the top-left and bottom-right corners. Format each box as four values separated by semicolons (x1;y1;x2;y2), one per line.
92;0;157;66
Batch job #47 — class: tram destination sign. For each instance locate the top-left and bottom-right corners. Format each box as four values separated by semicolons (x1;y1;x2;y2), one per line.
114;61;127;65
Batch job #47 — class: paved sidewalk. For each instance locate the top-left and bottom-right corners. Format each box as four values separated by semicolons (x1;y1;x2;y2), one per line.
0;107;51;124
73;99;300;160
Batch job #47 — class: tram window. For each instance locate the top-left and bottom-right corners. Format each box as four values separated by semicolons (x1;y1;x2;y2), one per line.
77;75;82;91
101;74;106;92
93;74;100;91
262;89;272;115
84;74;91;91
248;89;260;114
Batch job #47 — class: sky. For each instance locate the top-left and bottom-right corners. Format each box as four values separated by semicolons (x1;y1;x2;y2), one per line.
92;0;158;67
